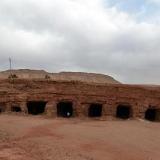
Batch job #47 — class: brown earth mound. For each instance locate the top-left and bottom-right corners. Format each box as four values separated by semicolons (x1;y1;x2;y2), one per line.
0;69;120;84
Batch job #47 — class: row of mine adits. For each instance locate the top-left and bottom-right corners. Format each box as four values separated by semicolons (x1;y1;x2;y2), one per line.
0;101;160;122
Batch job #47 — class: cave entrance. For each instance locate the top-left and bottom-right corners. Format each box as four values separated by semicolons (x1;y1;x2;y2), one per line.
116;105;132;119
27;101;47;115
11;106;21;112
145;108;160;122
88;103;102;117
0;104;5;113
57;102;73;118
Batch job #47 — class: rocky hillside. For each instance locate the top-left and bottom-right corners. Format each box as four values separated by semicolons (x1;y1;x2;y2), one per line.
0;69;120;84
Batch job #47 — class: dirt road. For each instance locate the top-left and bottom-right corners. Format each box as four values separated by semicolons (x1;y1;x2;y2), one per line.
0;115;160;160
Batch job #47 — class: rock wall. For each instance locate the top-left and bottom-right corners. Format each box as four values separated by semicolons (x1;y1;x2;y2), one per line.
0;79;160;120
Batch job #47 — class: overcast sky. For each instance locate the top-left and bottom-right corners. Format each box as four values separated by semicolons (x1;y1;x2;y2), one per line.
0;0;160;84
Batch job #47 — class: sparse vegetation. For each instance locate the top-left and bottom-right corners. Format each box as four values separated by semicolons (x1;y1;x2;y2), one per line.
45;74;51;80
8;74;18;79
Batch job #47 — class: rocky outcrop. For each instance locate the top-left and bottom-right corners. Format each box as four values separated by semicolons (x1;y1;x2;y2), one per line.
0;69;160;121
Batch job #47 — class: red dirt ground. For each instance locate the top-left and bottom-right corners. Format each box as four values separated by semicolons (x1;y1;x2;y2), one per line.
0;115;160;160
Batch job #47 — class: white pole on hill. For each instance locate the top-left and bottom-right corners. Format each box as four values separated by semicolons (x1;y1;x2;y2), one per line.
9;57;12;71
9;57;12;77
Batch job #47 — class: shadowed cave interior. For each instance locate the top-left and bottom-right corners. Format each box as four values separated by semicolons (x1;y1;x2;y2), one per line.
88;103;102;117
57;102;73;118
145;108;160;122
116;105;132;119
11;106;21;112
27;101;47;115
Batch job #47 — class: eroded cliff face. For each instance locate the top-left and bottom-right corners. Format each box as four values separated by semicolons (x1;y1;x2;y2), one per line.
0;78;160;121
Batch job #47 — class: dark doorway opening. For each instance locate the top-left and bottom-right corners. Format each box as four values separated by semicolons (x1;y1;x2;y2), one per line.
145;108;160;121
11;106;21;112
88;104;102;117
116;105;132;119
57;102;73;118
27;101;47;115
0;104;5;113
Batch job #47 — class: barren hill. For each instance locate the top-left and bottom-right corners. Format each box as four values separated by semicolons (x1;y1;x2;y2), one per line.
0;69;120;84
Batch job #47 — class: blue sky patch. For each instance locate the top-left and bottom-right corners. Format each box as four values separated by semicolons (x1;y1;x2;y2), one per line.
105;0;160;23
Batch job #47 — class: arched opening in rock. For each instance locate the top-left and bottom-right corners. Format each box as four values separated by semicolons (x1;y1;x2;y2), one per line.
116;105;132;119
57;102;73;118
88;103;102;117
145;108;160;122
11;106;21;112
27;101;47;115
0;103;5;113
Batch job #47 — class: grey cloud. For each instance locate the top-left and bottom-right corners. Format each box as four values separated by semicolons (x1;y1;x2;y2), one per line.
0;0;160;84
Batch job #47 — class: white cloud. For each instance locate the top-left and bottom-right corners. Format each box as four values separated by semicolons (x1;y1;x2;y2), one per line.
0;0;160;84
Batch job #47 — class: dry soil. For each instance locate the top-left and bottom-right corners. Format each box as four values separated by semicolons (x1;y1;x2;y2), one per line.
0;115;160;160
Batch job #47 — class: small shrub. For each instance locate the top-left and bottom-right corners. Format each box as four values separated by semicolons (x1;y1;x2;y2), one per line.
45;75;51;80
8;74;18;79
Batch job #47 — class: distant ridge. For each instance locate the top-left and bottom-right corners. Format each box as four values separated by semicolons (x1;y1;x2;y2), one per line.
0;69;120;84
